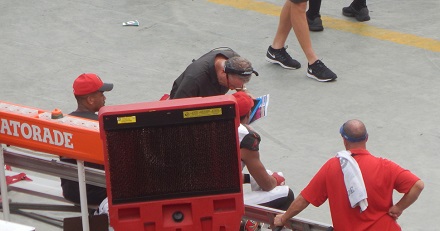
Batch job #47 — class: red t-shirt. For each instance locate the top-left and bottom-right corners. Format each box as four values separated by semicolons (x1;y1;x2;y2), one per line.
301;149;420;231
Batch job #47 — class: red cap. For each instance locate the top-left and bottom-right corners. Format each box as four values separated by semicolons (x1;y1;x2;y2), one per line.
73;73;113;96
232;92;254;117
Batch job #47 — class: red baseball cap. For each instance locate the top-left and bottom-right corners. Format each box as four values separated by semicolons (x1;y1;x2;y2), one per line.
73;73;113;96
232;92;254;117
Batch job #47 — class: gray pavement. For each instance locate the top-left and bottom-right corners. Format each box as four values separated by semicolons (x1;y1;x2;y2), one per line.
1;0;439;230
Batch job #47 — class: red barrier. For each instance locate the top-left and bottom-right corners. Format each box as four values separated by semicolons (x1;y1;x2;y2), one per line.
99;95;244;231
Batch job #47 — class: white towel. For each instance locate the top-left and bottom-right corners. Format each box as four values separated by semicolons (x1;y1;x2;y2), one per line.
245;170;290;205
244;185;290;205
336;150;368;212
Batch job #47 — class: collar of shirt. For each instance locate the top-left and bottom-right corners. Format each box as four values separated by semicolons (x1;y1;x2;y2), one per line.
348;148;371;156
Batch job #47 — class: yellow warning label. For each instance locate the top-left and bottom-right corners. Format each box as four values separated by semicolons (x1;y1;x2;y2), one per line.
117;116;136;124
183;108;222;118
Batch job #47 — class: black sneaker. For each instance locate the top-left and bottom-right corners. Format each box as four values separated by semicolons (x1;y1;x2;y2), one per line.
342;5;370;22
265;46;301;69
307;60;337;82
307;16;324;32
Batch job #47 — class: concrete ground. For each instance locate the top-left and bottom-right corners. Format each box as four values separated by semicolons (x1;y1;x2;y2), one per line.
1;0;439;230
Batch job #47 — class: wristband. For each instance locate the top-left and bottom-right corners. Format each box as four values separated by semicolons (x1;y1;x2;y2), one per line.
244;174;251;183
272;172;285;186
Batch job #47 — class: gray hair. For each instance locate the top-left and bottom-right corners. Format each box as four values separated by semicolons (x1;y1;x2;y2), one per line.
226;56;256;83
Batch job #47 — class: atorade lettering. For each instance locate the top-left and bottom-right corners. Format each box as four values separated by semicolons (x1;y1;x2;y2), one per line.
0;118;74;149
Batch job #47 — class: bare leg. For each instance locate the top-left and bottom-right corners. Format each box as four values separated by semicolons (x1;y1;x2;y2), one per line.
271;1;292;49
272;1;318;65
268;0;336;81
289;1;318;64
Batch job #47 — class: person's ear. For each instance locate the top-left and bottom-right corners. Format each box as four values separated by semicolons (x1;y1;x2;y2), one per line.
86;95;95;105
342;137;348;146
243;111;251;124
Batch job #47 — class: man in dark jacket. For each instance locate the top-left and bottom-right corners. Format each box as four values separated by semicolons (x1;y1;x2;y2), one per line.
170;48;258;99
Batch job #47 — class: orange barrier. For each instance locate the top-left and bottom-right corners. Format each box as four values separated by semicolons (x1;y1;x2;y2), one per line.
0;101;104;164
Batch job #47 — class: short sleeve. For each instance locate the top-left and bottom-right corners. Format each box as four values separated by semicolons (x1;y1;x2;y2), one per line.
301;159;334;207
394;169;420;193
382;158;420;193
240;130;261;151
173;77;200;98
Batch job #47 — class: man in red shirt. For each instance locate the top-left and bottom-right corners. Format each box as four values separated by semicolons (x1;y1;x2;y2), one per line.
274;119;424;230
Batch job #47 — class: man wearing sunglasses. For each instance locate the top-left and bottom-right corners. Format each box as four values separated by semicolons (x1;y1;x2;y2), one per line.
170;48;258;99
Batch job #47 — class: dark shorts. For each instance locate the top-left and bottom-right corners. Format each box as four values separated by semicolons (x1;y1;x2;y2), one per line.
259;188;295;211
290;0;308;3
61;178;107;205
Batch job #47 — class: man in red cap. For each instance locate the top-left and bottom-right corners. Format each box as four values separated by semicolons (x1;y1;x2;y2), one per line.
232;92;295;230
60;73;113;206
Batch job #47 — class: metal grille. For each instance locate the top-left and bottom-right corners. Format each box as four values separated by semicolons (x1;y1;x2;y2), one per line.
105;120;240;204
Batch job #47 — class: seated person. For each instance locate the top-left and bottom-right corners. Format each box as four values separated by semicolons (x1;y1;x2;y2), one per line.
60;73;113;206
232;92;295;210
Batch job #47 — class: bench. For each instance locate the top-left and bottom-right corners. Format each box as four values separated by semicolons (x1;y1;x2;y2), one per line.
0;219;35;231
2;170;98;228
3;147;106;188
1;147;105;228
6;170;69;204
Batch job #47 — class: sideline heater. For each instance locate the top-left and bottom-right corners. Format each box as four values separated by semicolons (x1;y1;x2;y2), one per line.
99;95;244;231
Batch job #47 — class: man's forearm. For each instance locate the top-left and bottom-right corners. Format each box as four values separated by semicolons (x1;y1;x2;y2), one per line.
395;180;424;211
281;194;310;222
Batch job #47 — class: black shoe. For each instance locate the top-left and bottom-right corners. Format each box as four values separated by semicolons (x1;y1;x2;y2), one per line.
307;16;324;32
265;46;301;69
342;5;370;22
307;60;337;82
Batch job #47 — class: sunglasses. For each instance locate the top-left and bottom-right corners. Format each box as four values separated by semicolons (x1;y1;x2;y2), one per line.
226;74;246;91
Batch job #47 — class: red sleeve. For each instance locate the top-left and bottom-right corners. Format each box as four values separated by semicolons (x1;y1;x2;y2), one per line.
394;170;420;193
301;159;334;207
384;158;420;193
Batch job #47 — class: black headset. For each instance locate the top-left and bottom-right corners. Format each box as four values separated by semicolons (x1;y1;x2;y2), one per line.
224;59;259;76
